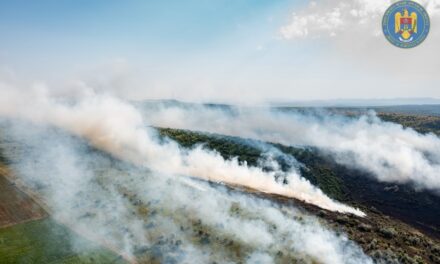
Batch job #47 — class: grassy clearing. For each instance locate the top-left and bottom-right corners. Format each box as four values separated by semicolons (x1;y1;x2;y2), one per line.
0;218;126;264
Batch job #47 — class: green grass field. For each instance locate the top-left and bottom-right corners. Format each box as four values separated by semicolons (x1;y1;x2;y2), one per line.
0;218;127;264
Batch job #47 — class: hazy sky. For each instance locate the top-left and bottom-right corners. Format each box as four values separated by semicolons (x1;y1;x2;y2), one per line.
0;0;439;103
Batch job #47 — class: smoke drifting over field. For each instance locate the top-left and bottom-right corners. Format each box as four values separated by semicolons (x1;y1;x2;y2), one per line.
1;123;372;263
0;83;361;215
0;79;372;262
141;103;440;193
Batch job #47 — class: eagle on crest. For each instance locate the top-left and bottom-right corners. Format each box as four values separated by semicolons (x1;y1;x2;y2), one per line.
395;8;417;40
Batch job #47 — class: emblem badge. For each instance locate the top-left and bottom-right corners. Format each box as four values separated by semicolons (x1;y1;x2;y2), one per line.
382;1;430;48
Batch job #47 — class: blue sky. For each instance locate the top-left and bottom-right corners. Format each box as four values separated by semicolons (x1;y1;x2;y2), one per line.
0;0;299;71
0;0;438;102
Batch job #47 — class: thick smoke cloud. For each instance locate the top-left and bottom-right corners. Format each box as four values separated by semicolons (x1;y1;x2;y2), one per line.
140;103;440;192
0;80;373;262
0;81;361;215
0;123;372;263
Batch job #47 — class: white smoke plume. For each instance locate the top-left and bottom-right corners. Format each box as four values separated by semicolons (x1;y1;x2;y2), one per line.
0;78;363;217
0;80;373;262
0;123;373;263
138;103;440;193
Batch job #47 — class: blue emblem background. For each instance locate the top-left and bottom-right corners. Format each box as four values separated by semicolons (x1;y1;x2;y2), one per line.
382;1;430;48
